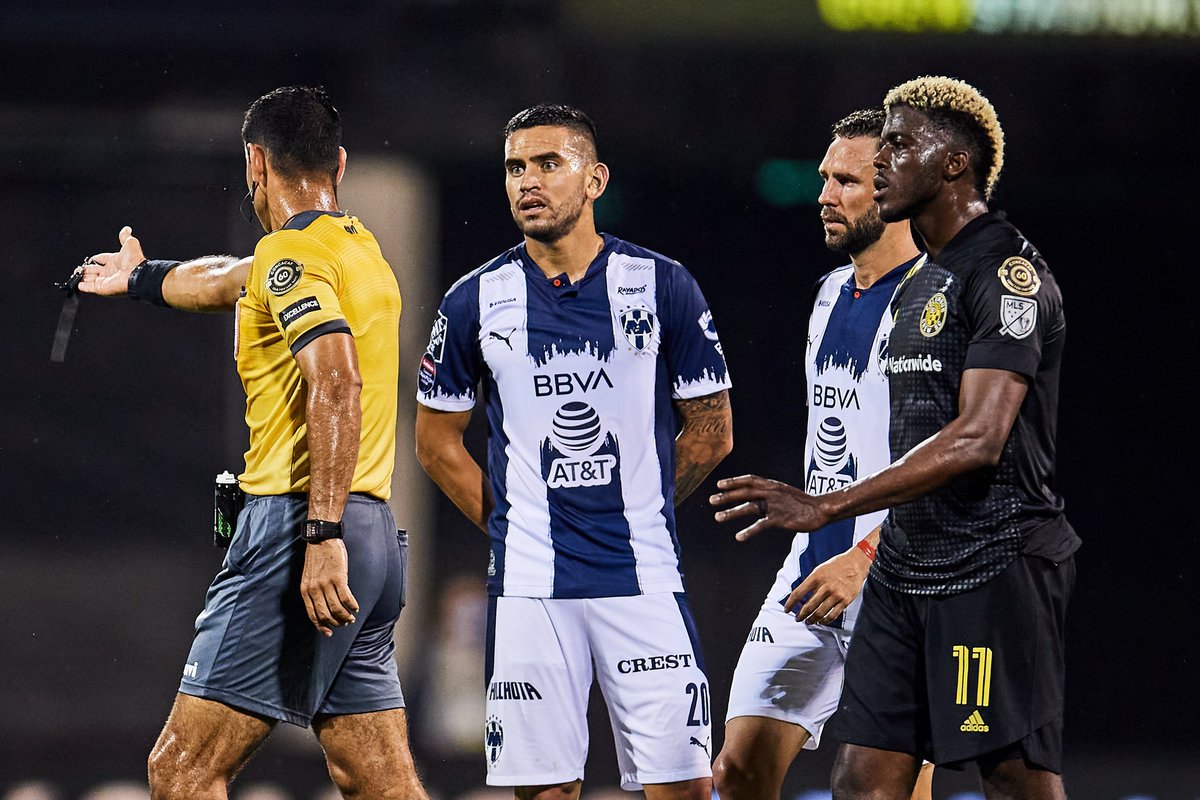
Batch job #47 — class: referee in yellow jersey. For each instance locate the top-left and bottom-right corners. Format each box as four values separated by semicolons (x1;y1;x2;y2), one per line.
79;86;429;800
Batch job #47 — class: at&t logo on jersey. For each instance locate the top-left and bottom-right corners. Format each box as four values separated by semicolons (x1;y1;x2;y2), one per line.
806;416;857;494
485;716;504;765
544;402;618;489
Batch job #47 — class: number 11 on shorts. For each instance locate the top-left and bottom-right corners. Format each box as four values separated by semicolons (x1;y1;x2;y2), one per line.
952;645;993;706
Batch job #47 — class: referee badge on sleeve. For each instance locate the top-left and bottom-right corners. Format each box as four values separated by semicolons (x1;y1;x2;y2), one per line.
266;259;303;296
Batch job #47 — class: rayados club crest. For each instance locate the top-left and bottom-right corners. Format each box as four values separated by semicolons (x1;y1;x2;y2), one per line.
619;307;658;352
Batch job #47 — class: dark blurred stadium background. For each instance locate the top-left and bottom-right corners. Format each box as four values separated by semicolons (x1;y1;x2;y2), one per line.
2;1;1197;798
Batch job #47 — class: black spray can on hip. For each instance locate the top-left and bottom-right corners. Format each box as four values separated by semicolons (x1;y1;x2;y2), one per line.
213;470;245;548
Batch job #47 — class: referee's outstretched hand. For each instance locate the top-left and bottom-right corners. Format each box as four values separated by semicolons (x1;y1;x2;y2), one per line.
79;225;145;297
301;539;360;637
709;475;828;541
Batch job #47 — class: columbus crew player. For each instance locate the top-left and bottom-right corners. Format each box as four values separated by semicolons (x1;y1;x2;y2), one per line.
711;77;1079;799
416;104;732;800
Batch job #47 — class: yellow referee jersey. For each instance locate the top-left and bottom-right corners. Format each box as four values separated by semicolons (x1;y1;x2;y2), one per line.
235;210;400;500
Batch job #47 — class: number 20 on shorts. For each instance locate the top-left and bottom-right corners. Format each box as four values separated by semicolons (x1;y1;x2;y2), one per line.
685;682;710;726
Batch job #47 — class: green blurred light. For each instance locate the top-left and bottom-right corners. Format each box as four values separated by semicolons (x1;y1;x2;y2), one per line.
756;159;822;208
594;181;626;229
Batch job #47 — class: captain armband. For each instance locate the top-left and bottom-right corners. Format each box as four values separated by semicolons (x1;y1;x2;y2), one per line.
128;259;181;307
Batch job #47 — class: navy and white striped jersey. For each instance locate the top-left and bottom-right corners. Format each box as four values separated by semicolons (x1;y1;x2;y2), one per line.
763;255;919;630
418;234;731;599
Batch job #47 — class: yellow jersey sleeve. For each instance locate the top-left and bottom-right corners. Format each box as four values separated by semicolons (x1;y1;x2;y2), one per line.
249;230;351;354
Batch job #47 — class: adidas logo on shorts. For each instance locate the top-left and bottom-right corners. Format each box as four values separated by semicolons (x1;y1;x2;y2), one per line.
960;709;990;732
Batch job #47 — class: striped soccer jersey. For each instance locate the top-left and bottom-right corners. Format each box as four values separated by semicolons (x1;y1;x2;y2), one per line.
418;234;731;599
763;256;919;630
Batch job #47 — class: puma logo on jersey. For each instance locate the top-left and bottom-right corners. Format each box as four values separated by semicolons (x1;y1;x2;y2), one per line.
689;736;710;758
488;329;515;350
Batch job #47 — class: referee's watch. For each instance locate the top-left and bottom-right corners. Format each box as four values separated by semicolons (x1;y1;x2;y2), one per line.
303;519;344;543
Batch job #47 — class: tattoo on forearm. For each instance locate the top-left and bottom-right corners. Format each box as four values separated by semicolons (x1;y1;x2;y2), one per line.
674;390;732;504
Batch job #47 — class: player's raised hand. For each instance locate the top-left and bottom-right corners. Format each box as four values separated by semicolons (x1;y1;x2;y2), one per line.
709;474;826;541
78;225;145;296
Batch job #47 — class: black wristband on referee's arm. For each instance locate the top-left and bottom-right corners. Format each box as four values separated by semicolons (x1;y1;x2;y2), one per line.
127;259;181;307
303;519;344;543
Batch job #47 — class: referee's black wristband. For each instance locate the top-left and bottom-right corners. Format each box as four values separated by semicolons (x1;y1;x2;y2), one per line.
303;519;344;543
127;259;180;307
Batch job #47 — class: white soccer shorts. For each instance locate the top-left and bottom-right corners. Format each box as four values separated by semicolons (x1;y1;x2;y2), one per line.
484;593;713;790
724;600;852;750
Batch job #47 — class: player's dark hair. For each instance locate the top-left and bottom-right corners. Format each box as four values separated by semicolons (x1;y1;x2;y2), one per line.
241;86;342;181
831;109;885;140
504;104;598;159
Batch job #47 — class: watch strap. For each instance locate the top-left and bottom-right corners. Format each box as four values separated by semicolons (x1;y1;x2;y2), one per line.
304;519;344;543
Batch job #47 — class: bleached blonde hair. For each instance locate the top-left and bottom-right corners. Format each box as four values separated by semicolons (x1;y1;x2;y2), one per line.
884;76;1005;199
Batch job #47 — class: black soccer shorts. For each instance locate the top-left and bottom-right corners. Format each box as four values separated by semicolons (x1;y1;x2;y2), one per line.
829;553;1075;771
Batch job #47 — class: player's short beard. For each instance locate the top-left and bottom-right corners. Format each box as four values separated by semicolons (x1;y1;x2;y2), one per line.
515;191;587;244
826;206;886;256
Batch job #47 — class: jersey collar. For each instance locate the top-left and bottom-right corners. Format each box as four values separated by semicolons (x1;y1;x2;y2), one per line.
282;209;347;231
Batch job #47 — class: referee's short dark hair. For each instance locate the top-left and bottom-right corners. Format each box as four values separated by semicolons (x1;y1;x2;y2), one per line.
242;86;342;181
832;109;886;140
504;104;598;159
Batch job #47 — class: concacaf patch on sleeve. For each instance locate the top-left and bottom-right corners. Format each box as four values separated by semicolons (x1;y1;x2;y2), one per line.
266;259;304;296
997;256;1040;296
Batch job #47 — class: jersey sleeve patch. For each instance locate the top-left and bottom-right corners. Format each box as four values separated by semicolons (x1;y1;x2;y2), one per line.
266;259;304;296
999;295;1037;339
279;296;321;329
996;256;1040;296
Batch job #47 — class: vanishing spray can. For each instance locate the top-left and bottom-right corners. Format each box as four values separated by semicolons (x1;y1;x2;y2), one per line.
213;470;242;548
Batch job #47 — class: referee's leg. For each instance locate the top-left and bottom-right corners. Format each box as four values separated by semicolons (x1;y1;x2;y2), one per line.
147;693;274;800
314;707;430;799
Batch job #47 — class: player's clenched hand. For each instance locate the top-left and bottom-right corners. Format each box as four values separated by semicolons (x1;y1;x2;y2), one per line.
78;225;145;296
708;475;827;541
300;539;360;637
783;546;871;625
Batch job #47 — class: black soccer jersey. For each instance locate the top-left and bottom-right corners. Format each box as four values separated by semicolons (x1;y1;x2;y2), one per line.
876;212;1080;595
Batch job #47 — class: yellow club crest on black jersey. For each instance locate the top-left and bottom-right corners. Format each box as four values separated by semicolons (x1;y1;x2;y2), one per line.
920;292;947;337
266;259;303;296
997;256;1040;296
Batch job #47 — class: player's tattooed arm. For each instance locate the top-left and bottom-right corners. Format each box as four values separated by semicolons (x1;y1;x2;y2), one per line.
673;389;733;505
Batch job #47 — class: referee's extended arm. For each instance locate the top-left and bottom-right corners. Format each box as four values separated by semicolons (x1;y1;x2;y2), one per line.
80;225;248;311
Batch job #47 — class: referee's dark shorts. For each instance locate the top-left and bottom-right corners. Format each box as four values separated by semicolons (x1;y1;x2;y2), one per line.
829;554;1075;770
